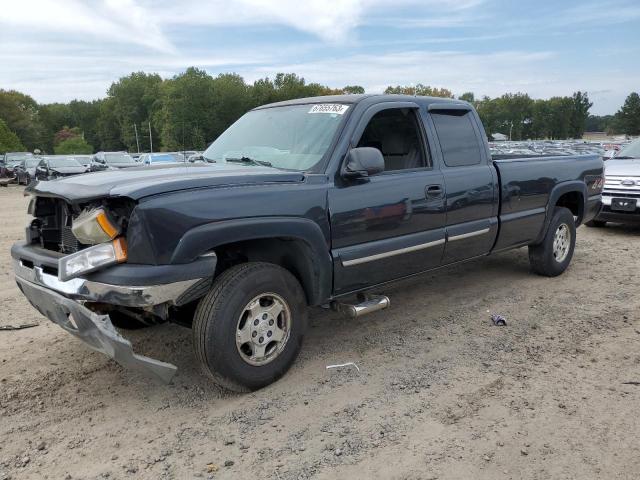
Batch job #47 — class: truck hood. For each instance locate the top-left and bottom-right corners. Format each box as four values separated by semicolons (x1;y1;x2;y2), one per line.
605;159;640;176
29;163;306;202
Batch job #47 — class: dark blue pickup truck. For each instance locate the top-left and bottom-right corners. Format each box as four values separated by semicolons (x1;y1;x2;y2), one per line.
12;95;603;390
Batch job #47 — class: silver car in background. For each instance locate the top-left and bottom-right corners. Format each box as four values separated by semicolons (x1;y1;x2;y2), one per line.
590;138;640;227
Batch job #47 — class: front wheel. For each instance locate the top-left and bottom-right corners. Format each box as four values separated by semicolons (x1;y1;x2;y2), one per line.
528;207;576;277
193;262;308;391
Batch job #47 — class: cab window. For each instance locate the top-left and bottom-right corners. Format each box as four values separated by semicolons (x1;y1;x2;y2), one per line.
357;108;428;171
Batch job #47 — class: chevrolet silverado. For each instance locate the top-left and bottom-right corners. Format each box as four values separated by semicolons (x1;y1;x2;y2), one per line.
12;95;603;391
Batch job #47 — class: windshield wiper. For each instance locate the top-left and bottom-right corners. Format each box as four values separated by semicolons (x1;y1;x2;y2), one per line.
613;156;637;159
225;156;272;167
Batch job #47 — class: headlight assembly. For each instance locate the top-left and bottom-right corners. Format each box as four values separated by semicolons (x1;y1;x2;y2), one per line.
59;237;127;281
72;208;120;245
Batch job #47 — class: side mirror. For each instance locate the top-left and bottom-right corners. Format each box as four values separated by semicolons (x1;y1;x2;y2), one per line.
343;147;385;178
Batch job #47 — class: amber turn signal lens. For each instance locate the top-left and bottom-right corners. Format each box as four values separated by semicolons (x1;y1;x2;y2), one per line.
97;211;119;239
113;237;127;262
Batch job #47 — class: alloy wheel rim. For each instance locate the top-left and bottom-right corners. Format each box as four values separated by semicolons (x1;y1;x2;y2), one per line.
552;223;571;263
235;293;291;366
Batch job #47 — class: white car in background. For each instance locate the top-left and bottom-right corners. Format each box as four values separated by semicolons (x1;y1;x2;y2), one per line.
590;138;640;227
139;152;186;165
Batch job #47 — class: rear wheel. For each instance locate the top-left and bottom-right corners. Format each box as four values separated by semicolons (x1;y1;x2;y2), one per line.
193;262;307;391
529;207;576;277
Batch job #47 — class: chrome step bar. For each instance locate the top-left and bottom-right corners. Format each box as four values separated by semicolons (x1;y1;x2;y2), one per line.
332;294;390;318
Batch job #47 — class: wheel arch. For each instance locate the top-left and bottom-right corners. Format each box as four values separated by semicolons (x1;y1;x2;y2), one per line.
535;181;587;244
171;217;332;306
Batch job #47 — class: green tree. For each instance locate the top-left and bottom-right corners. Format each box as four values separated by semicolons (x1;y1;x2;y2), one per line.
615;92;640;135
157;67;218;151
107;72;163;152
96;98;126;151
39;103;73;152
54;137;93;154
342;85;365;94
458;92;475;103
546;96;574;139
585;114;616;132
0;90;45;150
53;126;82;145
0;118;26;153
67;100;102;152
384;84;453;98
568;91;592;138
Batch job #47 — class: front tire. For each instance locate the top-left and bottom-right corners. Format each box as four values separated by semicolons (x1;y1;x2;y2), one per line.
193;262;308;392
528;207;576;277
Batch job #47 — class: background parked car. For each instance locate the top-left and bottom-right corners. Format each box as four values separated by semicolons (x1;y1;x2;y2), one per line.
90;151;138;171
139;152;186;165
35;156;89;181
1;152;33;179
70;155;93;169
589;138;640;227
14;157;42;185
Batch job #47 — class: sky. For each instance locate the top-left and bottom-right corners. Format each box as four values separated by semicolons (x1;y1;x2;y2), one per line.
0;0;638;115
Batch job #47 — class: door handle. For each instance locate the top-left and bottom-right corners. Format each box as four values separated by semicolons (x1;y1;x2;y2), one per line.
426;184;443;198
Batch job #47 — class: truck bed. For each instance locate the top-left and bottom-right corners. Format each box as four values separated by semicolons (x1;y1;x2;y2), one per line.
491;154;603;252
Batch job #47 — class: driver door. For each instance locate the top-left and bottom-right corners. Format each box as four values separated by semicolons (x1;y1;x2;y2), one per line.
329;103;446;295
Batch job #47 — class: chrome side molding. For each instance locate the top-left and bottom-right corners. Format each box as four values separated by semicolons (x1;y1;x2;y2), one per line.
342;239;445;267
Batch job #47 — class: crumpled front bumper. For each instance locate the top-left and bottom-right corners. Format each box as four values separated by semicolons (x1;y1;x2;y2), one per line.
11;242;217;383
15;277;178;383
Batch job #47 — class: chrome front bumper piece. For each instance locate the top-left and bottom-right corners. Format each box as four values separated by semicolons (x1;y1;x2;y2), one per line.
15;277;177;383
13;259;202;308
12;251;216;384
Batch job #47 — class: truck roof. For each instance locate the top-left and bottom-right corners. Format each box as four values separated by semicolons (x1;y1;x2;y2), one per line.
255;94;469;110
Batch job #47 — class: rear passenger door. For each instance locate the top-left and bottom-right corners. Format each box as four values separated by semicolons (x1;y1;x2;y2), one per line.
427;105;498;264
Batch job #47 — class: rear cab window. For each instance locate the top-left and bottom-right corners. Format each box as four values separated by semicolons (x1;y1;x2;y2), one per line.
430;110;482;167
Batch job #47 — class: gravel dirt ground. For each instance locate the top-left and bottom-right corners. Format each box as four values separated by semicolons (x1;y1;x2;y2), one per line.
1;184;639;480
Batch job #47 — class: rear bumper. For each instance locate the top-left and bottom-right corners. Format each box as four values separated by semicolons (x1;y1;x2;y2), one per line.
12;242;217;383
15;278;177;383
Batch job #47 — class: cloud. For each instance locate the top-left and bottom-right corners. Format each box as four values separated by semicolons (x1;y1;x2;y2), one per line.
0;0;637;114
149;0;485;42
0;0;174;52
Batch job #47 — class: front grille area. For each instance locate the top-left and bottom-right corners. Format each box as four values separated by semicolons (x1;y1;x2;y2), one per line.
603;175;640;197
29;197;86;254
61;225;80;254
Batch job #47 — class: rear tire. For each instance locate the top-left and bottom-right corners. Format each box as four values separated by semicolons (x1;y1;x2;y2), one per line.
585;219;606;228
193;262;308;392
529;207;576;277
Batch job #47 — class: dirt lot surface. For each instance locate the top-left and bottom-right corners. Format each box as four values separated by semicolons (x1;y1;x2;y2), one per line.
1;184;639;480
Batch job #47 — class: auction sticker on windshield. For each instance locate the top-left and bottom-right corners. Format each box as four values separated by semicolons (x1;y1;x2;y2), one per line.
308;104;349;114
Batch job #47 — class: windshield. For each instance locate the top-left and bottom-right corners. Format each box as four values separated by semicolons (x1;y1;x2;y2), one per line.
47;157;83;168
105;153;135;164
617;139;640;159
203;103;350;171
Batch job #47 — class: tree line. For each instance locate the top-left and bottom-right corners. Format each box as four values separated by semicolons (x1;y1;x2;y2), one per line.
1;67;639;154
